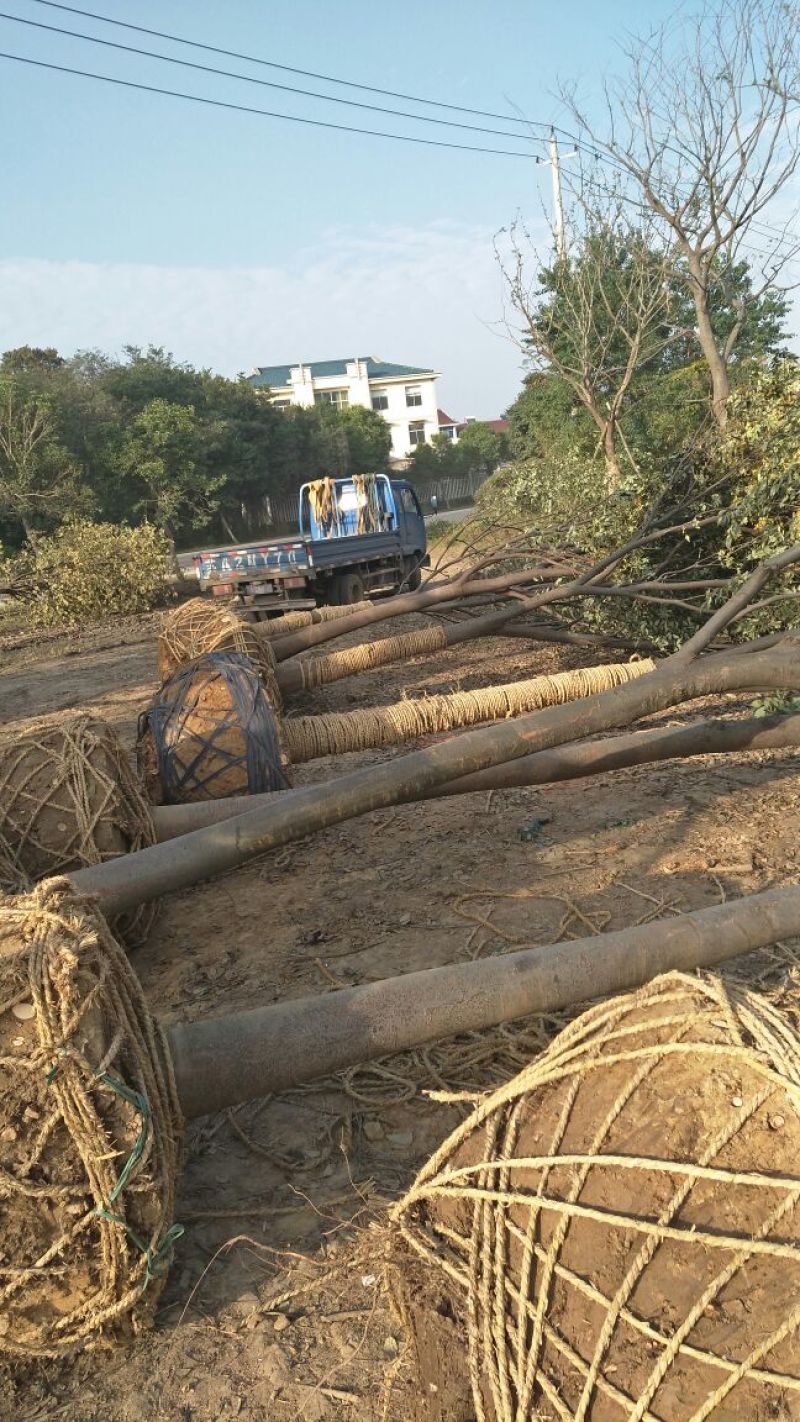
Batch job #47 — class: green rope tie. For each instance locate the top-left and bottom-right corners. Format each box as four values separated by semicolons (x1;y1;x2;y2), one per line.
45;1056;184;1289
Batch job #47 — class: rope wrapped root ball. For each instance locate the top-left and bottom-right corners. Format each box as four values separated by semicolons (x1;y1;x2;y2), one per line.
137;650;291;805
390;972;800;1422
157;598;283;711
0;879;183;1358
0;716;158;943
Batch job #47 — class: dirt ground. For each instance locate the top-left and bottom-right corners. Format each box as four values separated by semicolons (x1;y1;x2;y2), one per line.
2;605;799;1422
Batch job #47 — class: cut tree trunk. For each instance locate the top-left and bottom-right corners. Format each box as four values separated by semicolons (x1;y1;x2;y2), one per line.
270;566;572;660
281;660;655;762
168;881;800;1115
148;711;800;839
71;642;800;917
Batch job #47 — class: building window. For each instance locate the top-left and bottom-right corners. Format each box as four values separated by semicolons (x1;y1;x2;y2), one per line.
405;385;423;408
371;390;389;411
408;421;427;447
439;425;455;440
315;389;349;410
272;398;291;409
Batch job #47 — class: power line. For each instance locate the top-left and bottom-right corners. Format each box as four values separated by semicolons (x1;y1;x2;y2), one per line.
8;4;799;266
26;0;562;132
0;9;548;146
0;49;540;158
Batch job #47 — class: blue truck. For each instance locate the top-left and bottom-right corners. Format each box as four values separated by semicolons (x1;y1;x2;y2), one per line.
193;473;429;619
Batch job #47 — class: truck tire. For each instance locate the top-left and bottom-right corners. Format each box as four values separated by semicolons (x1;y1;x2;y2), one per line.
334;572;365;606
404;558;422;592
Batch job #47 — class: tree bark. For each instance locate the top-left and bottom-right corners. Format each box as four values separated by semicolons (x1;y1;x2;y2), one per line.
686;252;730;429
602;416;621;490
21;514;39;551
149;712;800;840
168;881;800;1116
270;567;571;660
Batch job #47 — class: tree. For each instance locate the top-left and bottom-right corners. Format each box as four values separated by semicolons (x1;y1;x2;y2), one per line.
508;372;599;464
0;346;65;377
562;0;800;426
117;400;222;537
326;403;392;474
408;434;465;482
456;421;509;473
0;378;87;546
101;345;205;413
502;200;676;486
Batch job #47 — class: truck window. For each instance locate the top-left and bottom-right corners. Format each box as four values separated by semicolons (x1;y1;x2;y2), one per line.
398;486;421;516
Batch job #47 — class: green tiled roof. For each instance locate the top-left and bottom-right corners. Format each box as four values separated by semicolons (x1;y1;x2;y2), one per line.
248;357;435;389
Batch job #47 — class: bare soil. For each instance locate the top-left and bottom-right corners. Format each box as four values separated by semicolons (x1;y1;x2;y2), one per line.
2;608;800;1422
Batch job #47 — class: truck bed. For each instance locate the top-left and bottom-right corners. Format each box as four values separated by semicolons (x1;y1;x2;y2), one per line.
196;529;403;583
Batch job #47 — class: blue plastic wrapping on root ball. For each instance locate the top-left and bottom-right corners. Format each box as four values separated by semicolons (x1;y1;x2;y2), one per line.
137;651;290;804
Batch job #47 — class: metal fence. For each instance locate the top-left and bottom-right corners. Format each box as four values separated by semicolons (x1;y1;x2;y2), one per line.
257;467;491;531
422;467;491;505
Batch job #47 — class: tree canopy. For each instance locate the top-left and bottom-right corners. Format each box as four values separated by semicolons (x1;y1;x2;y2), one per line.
0;345;397;551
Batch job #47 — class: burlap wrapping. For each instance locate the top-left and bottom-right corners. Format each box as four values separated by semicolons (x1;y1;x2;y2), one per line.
0;879;183;1358
390;972;800;1421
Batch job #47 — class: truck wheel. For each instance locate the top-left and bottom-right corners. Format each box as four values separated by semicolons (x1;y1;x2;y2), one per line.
404;559;422;592
334;572;365;606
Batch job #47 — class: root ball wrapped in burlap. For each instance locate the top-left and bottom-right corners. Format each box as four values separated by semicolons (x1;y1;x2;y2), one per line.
0;717;158;943
390;972;800;1421
0;879;183;1358
157;598;283;711
137;651;291;804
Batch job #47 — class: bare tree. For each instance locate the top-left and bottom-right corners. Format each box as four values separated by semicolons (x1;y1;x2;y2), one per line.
499;184;676;488
562;0;800;427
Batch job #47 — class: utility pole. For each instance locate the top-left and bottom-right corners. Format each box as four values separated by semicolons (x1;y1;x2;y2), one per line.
549;129;566;261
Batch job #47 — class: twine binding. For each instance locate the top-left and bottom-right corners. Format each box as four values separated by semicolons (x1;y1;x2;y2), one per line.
0;878;183;1358
391;972;800;1420
138;651;290;803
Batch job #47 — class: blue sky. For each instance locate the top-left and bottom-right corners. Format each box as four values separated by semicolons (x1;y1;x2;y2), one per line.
0;0;794;416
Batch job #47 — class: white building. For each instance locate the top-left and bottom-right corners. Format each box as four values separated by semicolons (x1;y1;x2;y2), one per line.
247;356;440;462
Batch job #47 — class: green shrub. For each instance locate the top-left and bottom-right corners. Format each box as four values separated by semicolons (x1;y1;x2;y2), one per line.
14;520;172;629
475;361;800;651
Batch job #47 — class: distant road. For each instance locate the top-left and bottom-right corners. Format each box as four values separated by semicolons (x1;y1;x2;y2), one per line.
175;504;474;572
429;506;473;526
